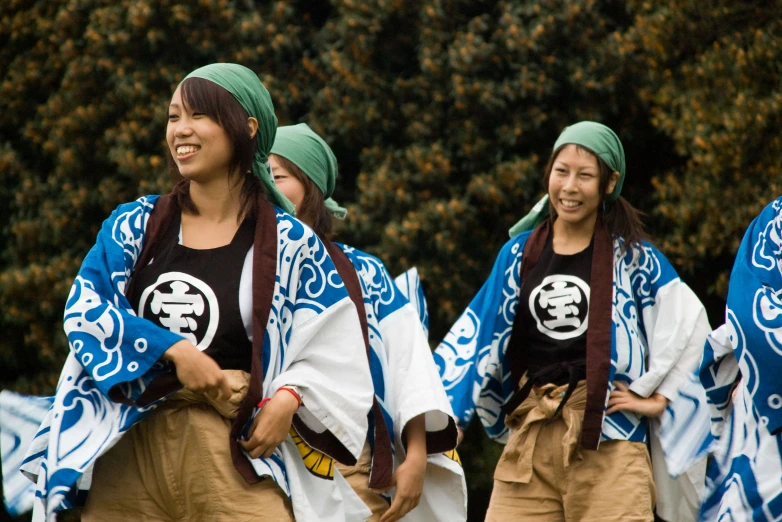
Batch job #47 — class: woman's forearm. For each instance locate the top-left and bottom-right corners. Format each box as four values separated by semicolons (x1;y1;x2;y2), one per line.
403;413;427;459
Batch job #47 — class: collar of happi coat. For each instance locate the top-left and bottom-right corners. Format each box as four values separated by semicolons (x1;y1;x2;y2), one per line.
124;191;278;483
503;217;614;450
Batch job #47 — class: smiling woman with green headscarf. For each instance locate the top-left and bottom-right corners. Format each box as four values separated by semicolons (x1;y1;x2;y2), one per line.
508;121;627;237
27;64;375;522
270;124;466;522
180;62;295;214
433;121;710;522
270;123;347;230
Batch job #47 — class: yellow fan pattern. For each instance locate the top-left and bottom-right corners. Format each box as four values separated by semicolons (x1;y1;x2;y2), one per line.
290;427;335;479
443;448;462;466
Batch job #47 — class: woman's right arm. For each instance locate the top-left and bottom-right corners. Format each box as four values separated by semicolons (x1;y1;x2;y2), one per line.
64;199;205;399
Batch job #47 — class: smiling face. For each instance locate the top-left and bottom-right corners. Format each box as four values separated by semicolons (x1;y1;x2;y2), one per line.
547;144;618;229
166;85;235;182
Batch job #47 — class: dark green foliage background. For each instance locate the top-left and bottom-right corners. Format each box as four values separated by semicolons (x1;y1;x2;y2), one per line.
1;1;780;520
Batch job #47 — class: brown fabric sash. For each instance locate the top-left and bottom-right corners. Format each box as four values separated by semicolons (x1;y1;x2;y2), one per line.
504;218;614;450
324;241;394;490
161;369;251;418
124;193;278;483
495;379;588;483
124;194;176;305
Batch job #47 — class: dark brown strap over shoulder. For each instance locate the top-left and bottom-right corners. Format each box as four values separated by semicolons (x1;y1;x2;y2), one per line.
520;219;551;282
505;219;551;392
124;194;176;303
231;196;279;483
579;221;614;450
325;241;394;490
121;194;181;406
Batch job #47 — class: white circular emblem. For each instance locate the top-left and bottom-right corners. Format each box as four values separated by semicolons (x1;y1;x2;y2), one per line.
529;274;590;340
138;272;219;351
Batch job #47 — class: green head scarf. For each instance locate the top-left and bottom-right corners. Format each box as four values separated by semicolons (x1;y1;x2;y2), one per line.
508;121;626;237
182;63;295;214
270;123;347;219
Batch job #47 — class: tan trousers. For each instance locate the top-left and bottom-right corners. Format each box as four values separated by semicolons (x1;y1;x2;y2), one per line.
485;380;655;522
83;371;294;522
335;442;390;521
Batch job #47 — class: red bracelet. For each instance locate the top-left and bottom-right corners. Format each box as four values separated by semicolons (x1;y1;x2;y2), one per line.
277;387;302;408
257;397;271;409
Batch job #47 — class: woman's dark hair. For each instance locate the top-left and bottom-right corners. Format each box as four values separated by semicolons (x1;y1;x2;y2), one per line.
542;143;648;252
167;77;266;220
270;154;334;241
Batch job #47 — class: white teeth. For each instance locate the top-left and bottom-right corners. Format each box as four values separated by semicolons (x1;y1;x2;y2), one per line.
176;145;199;156
561;200;581;208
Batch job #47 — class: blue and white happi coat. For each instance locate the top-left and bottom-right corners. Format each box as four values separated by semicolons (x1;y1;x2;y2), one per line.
434;231;709;443
433;231;711;519
340;248;467;522
435;232;710;522
20;195;374;522
694;197;782;522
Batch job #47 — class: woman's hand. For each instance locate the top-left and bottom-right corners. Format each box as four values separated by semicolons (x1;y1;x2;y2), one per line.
606;381;668;418
164;339;231;400
379;452;426;522
380;414;427;522
239;388;300;459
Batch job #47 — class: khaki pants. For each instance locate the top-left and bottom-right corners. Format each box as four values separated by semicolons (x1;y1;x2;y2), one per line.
335;442;390;521
485;380;655;522
83;371;294;522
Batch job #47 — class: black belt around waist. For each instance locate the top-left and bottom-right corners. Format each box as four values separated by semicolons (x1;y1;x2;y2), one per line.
501;359;587;418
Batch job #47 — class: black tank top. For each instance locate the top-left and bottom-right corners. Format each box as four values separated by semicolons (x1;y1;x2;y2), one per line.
516;233;592;378
129;212;255;372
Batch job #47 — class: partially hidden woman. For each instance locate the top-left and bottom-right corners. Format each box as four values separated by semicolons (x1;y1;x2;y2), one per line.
433;121;710;521
21;64;374;522
269;123;465;522
694;196;782;521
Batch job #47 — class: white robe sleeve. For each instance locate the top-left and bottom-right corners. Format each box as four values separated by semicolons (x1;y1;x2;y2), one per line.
239;240;374;462
381;303;457;448
270;298;373;460
629;280;711;400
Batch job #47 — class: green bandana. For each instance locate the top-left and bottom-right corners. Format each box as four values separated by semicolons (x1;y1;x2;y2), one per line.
508;121;626;237
183;63;295;214
270;123;347;219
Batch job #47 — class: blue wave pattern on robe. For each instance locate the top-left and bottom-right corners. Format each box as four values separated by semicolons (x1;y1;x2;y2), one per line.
433;231;681;443
393;267;429;339
20;196;348;520
699;197;782;522
1;267;429;519
0;393;53;516
338;244;407;445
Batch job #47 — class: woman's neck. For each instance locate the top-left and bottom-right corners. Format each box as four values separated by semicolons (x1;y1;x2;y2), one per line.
187;174;244;223
551;213;597;254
